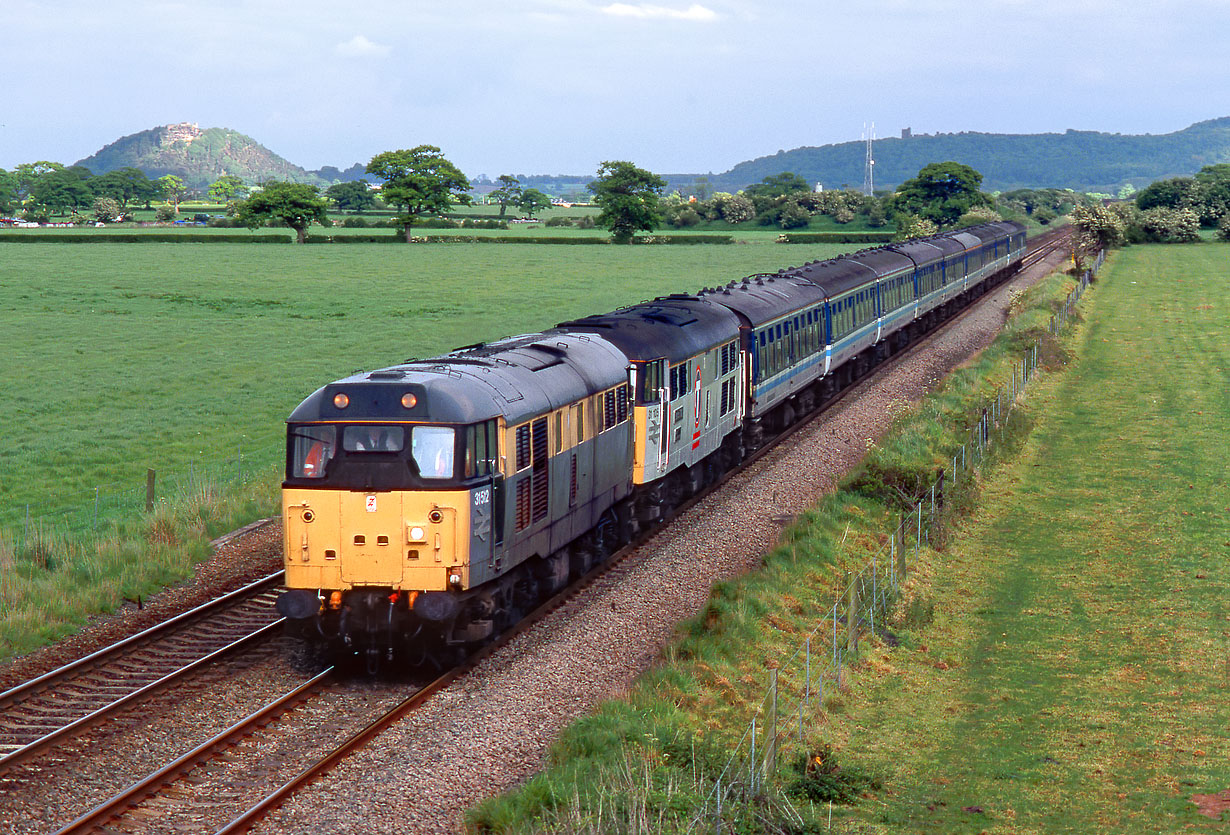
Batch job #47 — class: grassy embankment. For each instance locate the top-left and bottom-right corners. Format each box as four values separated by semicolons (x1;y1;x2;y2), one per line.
467;244;1229;833
0;241;859;660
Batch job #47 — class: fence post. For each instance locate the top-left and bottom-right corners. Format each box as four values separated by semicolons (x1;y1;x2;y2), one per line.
93;487;99;530
890;534;896;591
832;603;838;668
805;636;811;705
916;500;923;554
770;669;778;777
750;717;757;793
146;469;156;512
846;576;858;654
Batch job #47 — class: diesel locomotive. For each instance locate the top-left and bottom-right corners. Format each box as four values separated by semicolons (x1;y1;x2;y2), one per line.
276;221;1028;668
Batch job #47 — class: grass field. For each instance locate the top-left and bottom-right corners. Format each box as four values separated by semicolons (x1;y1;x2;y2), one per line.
0;241;859;531
832;244;1229;832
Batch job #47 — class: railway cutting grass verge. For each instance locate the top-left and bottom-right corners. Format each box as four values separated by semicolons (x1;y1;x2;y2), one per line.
0;242;860;665
468;246;1229;833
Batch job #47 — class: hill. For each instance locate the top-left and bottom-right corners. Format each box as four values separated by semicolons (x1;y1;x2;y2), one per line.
714;117;1230;194
75;123;326;190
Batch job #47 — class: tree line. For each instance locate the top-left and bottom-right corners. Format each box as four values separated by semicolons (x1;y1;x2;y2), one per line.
26;146;1222;248
1071;163;1230;252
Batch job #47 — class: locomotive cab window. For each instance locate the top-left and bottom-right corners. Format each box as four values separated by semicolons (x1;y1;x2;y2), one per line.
289;425;336;479
637;359;664;404
411;426;455;479
464;420;499;479
343;425;405;453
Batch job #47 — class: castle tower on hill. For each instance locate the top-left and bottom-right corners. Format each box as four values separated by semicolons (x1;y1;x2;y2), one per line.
163;122;202;143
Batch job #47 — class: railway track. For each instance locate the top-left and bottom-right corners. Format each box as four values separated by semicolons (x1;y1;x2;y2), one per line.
13;229;1073;833
0;571;286;772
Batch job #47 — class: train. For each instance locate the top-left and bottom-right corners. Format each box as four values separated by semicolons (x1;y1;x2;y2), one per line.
276;220;1028;669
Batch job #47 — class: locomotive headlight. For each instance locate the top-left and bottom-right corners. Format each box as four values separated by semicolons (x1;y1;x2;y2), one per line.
408;525;426;542
448;572;462;587
401;392;417;409
333;392;350;409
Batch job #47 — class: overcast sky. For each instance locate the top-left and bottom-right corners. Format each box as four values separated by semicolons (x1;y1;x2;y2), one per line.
2;0;1226;177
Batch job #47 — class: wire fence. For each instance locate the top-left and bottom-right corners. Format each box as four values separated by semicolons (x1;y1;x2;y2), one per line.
1;439;284;553
691;251;1103;830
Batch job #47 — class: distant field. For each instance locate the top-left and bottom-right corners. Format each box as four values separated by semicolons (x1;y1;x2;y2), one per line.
0;220;869;242
0;241;860;530
838;244;1229;832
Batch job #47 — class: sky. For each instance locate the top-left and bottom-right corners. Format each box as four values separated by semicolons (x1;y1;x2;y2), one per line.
1;0;1227;178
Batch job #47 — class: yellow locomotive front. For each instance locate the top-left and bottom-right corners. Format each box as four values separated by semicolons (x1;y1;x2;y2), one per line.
276;373;503;668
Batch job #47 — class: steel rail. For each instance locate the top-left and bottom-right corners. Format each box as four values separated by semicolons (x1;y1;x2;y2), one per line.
0;619;286;771
52;667;337;835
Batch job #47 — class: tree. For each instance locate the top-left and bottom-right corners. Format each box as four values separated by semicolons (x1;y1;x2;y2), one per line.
1138;207;1201;242
14;161;64;200
29;168;93;216
208;174;246;203
325;180;377;212
235;181;330;243
157;175;186;211
1070;203;1126;252
892;214;939;241
517;188;552;219
1135;177;1196;212
488;174;522;218
588;160;666;243
92;196;122;223
778;200;810;229
1217;214;1230;242
366;146;471;241
0;168;17;214
744;172;811;200
710;193;754;224
892;161;991;228
91;168;158;208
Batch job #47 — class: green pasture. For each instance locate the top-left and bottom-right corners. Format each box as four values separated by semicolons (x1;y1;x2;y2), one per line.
833;245;1229;833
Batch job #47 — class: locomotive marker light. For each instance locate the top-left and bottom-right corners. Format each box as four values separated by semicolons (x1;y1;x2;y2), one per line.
332;392;349;409
408;525;426;542
401;392;417;409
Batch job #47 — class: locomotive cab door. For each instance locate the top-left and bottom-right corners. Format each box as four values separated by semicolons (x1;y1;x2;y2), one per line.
633;359;667;481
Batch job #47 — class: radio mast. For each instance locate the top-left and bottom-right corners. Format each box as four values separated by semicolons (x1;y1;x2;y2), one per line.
863;121;876;195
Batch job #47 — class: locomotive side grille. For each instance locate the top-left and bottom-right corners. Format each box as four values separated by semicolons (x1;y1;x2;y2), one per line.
568;453;578;508
531;417;549;522
515;424;532;471
515;477;532;531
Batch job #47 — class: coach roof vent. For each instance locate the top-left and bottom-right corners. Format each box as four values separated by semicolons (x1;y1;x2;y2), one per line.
367;370;406;380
